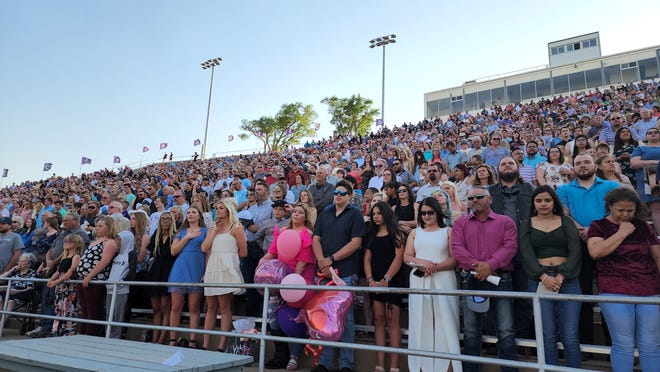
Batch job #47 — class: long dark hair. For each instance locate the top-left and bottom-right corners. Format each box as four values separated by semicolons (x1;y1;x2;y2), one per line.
529;185;564;217
367;201;405;248
417;197;447;228
613;127;638;151
572;134;592;159
604;187;649;220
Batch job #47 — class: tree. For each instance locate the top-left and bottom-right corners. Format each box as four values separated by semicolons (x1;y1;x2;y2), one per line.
321;95;379;137
239;102;317;153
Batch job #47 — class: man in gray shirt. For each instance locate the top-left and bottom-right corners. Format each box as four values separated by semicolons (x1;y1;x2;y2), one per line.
0;217;23;273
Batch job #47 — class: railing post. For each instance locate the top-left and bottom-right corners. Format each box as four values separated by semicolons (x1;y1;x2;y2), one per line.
0;278;12;338
532;293;546;372
105;282;118;338
258;286;270;371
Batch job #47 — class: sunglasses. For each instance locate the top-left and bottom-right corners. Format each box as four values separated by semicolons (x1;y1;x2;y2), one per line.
427;169;439;173
333;190;349;196
376;165;384;168
420;210;435;216
467;195;487;201
397;189;408;193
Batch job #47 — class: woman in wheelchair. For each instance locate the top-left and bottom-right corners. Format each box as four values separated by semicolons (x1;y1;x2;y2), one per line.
0;253;37;316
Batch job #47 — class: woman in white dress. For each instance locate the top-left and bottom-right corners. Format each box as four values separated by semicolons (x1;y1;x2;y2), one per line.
201;198;247;352
404;197;461;372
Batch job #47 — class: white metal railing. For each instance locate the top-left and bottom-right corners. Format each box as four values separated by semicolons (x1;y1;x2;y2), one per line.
2;277;658;372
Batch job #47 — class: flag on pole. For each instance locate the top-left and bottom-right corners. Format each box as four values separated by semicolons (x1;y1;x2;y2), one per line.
43;163;52;171
285;128;294;135
81;157;92;165
2;169;7;178
314;123;320;131
228;135;234;142
142;146;149;153
113;156;121;164
160;142;168;150
256;131;263;138
193;139;201;146
375;119;383;126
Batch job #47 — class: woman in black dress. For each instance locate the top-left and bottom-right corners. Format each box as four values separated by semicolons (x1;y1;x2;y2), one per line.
363;201;405;372
139;211;177;344
393;183;416;234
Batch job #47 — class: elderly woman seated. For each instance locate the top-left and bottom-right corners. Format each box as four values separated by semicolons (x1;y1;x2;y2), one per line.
0;253;38;316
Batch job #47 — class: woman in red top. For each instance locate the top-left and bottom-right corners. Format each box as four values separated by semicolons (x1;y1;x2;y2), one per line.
587;188;660;372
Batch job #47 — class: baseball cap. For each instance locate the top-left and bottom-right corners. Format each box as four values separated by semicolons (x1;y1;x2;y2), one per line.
271;200;288;209
0;217;12;225
466;295;490;313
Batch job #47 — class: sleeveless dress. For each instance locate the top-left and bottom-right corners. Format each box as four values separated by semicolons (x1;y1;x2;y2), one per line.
408;227;462;372
53;257;78;336
146;234;176;297
168;227;207;294
367;235;405;307
204;223;245;296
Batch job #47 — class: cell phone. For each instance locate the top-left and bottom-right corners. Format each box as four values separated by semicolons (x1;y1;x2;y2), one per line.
407;261;425;269
412;269;425;278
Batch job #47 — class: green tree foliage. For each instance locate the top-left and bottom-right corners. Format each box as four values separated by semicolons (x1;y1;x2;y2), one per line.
321;95;379;137
239;102;317;152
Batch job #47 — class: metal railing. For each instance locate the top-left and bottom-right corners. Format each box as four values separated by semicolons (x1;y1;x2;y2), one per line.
2;276;658;372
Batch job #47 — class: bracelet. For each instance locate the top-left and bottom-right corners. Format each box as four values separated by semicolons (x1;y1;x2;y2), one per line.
367;277;374;282
383;274;391;283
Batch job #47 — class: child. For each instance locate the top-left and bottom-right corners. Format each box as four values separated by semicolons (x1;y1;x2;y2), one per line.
47;235;83;336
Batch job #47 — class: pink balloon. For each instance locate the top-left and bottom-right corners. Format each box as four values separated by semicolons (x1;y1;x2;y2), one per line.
277;229;301;262
280;274;307;303
254;259;291;296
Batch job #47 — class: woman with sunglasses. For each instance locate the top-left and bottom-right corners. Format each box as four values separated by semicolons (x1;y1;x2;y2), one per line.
481;133;510;169
393;184;416;234
404;197;461;372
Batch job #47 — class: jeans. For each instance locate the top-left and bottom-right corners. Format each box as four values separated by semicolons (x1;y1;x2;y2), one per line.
318;274;356;370
240;241;264;316
462;272;518;372
599;294;660;372
38;286;55;330
527;278;582;368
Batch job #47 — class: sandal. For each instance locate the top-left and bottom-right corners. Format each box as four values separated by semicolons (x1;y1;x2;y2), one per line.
286;357;299;371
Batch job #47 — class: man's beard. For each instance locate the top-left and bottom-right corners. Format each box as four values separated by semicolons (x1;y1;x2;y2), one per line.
499;170;519;183
576;169;595;180
428;173;437;182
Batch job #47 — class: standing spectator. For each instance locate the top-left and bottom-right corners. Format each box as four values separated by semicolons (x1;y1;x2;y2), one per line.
76;216;119;336
167;206;207;348
364;202;405;372
556;153;619;345
393;184;416;234
105;230;134;338
171;189;189;215
613;127;638;188
444;141;468;173
587;188;660;371
311;180;365;372
631;108;658;141
511;148;536;184
630;127;660;232
393;158;416;188
536;146;574;189
481;133;510;168
243;181;273;316
404;198;461;372
201;198;247;352
140;212;177;344
296;189;317;226
489;157;535;341
368;159;388;190
0;217;24;274
309;166;334;212
451;186;518;372
290;174;307;201
522;140;546;170
519;185;582;368
47;234;83;336
471;164;497;187
415;163;442;202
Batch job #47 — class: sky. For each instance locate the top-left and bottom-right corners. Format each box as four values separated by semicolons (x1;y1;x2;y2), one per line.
1;0;659;186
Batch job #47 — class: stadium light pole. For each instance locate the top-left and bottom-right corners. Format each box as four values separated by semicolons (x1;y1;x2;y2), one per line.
369;34;396;126
201;57;222;160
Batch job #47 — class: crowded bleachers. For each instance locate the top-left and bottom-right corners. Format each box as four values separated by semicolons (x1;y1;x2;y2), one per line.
1;80;660;371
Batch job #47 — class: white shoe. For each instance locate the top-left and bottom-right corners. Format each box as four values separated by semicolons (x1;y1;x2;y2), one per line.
26;326;42;336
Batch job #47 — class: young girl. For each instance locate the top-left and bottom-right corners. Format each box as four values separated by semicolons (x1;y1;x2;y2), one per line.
47;234;83;336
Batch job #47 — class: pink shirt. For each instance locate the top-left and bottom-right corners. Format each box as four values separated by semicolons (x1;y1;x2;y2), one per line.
451;210;518;272
268;226;315;284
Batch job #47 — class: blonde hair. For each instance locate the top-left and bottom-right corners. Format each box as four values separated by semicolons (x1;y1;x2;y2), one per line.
98;216;119;240
155;212;177;258
129;210;149;252
216;197;239;226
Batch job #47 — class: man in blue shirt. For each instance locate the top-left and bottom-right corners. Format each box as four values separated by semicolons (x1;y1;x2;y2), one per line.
557;153;618;346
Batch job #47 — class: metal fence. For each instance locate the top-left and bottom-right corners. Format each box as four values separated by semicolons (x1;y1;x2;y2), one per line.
1;277;658;372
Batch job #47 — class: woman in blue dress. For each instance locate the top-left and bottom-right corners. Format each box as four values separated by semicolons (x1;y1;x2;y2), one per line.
168;205;207;348
630;127;660;232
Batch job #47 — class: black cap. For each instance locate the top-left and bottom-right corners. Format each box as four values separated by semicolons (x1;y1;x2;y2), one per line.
271;200;288;209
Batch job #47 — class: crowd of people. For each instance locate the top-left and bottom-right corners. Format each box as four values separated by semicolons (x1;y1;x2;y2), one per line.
1;80;660;372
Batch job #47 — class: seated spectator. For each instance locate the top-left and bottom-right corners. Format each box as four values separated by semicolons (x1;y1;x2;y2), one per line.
0;253;37;318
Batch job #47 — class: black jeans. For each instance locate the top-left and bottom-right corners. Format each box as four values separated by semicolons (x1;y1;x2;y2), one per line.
240;241;264;317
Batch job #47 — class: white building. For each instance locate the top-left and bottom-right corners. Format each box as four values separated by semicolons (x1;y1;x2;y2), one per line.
424;35;660;118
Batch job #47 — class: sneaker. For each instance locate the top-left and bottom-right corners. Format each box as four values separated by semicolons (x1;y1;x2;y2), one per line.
26;326;43;337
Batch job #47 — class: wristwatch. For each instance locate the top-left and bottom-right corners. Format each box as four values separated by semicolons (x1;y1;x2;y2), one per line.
329;255;335;263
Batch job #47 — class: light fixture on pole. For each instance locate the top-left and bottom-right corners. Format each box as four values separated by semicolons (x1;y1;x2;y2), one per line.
369;34;396;126
200;57;222;160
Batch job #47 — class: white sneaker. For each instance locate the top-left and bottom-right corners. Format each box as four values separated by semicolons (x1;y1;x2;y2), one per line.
26;326;42;336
